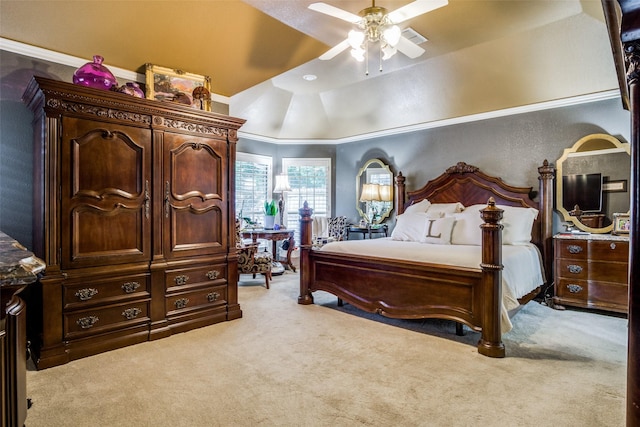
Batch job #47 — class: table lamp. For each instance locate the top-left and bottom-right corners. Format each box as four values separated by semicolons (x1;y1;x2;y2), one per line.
273;173;292;228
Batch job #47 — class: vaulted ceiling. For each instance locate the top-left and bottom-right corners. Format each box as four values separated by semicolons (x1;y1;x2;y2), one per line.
0;1;620;141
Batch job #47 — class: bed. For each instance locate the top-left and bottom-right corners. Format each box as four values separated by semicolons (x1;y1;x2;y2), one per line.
297;161;555;357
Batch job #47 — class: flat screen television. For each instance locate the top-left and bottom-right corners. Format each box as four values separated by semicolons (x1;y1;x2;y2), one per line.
562;173;603;213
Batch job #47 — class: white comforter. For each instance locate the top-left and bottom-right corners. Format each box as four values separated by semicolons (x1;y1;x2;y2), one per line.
318;238;545;332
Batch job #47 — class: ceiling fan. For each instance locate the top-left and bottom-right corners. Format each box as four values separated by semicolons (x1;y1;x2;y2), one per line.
309;0;448;65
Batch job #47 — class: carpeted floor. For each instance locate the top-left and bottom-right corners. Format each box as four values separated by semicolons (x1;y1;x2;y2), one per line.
25;270;627;426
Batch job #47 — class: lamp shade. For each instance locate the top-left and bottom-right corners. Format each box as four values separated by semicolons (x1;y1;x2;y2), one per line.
379;184;392;202
273;173;292;193
360;183;381;202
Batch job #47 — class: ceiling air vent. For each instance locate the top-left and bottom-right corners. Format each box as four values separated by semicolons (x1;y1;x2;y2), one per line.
401;27;427;45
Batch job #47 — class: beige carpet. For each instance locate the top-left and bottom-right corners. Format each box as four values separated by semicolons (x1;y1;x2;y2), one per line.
25;270;627;427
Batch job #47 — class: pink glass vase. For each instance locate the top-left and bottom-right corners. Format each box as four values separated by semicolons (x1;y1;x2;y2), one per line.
73;55;118;90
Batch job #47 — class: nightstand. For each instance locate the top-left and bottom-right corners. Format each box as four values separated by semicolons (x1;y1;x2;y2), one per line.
346;224;388;240
553;233;629;313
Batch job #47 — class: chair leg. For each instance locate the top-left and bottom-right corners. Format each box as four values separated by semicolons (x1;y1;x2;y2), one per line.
263;271;271;289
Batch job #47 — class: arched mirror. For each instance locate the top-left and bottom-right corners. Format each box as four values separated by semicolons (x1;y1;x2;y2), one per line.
356;159;394;224
556;133;631;233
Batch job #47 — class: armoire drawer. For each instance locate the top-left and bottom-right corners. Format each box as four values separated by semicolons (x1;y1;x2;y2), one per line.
165;284;227;316
165;264;228;292
63;274;150;309
64;301;150;339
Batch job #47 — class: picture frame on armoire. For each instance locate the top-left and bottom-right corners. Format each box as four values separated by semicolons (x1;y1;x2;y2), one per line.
145;63;211;111
612;213;630;235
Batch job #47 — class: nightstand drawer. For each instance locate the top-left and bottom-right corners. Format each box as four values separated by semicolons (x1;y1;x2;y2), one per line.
589;281;628;310
556;259;588;280
588;260;629;283
556;240;588;260
590;240;629;263
556;278;588;301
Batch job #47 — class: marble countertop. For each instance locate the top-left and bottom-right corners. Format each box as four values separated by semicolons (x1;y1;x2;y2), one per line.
554;232;630;242
0;231;45;286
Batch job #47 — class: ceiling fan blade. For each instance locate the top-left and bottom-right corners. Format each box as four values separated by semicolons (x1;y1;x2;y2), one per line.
387;0;448;24
319;39;351;60
308;2;361;23
396;36;426;59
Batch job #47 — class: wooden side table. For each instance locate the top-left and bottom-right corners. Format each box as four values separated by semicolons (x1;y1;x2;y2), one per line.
241;229;296;272
346;224;388;240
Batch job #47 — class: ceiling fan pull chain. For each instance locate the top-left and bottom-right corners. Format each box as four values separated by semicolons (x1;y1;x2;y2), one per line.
365;40;370;76
379;44;383;72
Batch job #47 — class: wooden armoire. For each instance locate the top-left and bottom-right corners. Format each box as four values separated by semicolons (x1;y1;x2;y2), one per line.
23;77;244;369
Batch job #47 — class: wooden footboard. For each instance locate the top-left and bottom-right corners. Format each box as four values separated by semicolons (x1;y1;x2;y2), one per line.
298;162;554;358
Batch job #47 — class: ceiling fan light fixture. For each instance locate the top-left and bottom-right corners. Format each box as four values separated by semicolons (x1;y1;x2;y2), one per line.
381;44;397;60
351;48;366;62
348;29;365;49
382;24;401;47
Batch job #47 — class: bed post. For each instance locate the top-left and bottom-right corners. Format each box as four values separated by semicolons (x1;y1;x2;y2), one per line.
478;197;505;358
538;160;555;285
298;201;314;305
396;172;406;215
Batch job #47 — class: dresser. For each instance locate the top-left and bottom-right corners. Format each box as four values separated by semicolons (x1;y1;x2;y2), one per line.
553;233;629;313
23;77;245;369
1;231;45;427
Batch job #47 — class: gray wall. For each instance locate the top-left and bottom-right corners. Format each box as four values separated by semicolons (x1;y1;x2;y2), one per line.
336;99;631;228
0;48;632;249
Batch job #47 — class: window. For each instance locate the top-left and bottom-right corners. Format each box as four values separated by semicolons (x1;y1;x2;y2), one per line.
236;153;271;225
282;158;332;238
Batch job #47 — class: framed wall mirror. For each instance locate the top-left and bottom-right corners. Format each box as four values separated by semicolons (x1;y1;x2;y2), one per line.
356;159;394;224
556;133;631;233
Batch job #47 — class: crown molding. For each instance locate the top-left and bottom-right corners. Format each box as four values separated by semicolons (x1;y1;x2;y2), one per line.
238;89;622;145
0;37;230;105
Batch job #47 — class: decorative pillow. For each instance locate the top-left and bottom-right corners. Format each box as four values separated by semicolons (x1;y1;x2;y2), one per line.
391;212;442;241
450;209;484;246
498;205;539;245
420;216;456;245
404;199;431;214
426;202;465;216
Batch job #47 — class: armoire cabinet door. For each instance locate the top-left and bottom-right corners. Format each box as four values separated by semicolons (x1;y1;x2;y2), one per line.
60;117;152;268
162;132;228;259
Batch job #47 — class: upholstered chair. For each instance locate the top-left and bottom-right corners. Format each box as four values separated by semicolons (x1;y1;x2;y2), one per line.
236;219;272;288
312;215;348;242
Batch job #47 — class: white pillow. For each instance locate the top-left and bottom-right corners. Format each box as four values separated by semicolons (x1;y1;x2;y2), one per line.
450;209;484;246
420;216;456;245
427;202;465;215
404;199;431;214
391;212;441;242
498;205;538;245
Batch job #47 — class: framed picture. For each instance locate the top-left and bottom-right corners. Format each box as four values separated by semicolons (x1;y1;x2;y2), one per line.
603;179;627;193
145;64;211;111
613;213;630;235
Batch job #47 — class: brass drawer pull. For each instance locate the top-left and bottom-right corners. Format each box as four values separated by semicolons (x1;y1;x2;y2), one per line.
206;270;220;280
207;292;220;302
174;298;189;309
122;281;141;293
122;308;142;320
567;264;583;274
75;288;98;301
567;284;583;293
567;245;583;254
77;316;99;329
175;275;189;285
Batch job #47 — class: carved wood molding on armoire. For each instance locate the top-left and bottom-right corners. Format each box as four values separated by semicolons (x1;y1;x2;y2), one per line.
23;77;245;369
